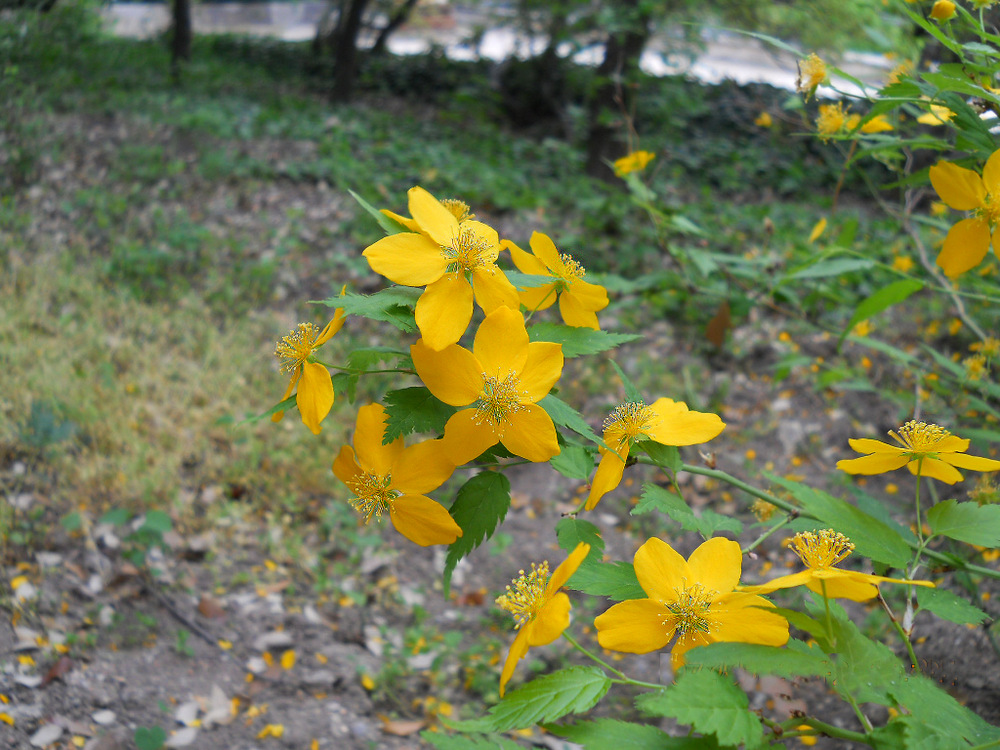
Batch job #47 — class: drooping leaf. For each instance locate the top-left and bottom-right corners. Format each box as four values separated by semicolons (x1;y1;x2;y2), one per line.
546;719;711;749
826;612;905;705
683;641;832;680
382;387;457;444
916;586;989;625
539;395;602;446
527;322;641;358
327;288;420;332
783;257;874;281
442;472;511;597
839;279;923;346
348;189;409;235
637;670;763;748
632;484;742;538
889;673;1000;745
549;444;595;479
927;500;1000;547
241;394;295;425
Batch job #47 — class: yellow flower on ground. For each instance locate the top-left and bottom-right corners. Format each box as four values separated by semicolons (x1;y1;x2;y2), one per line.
971;337;1000;357
918;104;954;126
411;306;563;465
964;354;987;380
363;187;519;350
332;403;462;546
273;308;346;434
586;399;725;511
797;53;827;98
613;150;655;177
892;255;914;273
754;111;773;128
816;103;850;141
930;0;956;20
929;150;1000;277
496;542;590;696
740;530;934;601
504;232;609;330
837;420;1000;484
808;217;827;243
595;538;789;671
861;114;894;134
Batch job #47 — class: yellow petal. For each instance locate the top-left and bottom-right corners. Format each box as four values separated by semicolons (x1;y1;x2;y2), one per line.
272;369;300;424
332;445;362;487
738;570;816;596
983;149;1000;195
315;308;346;347
935;435;970;453
472;267;520;313
502;404;560;462
505;239;549;276
462;221;501;262
353;403;403;477
296;361;333;435
408;186;459;247
528;231;563;273
644;398;726;446
633;537;690;602
410;340;482;406
416;274;475;351
943;452;1000;472
558;291;600;330
527;592;570;646
595;599;673;653
380;208;419;233
686;538;742;597
710;593;789;646
808;218;827;243
519;342;563;402
937;217;991;278
805;570;879;601
392;439;455;494
848;438;904;454
546;542;591;596
907;457;963;484
836;453;910;475
671;630;712;672
566;279;609;312
519;283;558;312
441;409;501;465
585;450;627;511
363;233;447;286
498;627;529;697
474;306;529;376
389;495;462;546
929;161;986;211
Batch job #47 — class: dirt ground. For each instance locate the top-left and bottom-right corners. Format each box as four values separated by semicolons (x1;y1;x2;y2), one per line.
2;110;999;750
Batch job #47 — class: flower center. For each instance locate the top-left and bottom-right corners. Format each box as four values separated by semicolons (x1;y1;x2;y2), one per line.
816;103;848;139
440;199;473;223
791;529;854;570
797;53;827;93
274;323;321;373
979;192;1000;225
350;471;400;522
558;253;585;283
496;561;550;629
475;372;526;431
889;420;950;454
664;582;717;636
442;226;493;273
603;401;654;451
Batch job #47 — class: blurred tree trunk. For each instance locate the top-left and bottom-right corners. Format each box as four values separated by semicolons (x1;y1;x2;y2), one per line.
370;0;420;56
170;0;192;81
584;0;651;180
314;0;371;102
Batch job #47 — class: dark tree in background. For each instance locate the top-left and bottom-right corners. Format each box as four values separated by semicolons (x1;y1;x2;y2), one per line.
170;0;192;80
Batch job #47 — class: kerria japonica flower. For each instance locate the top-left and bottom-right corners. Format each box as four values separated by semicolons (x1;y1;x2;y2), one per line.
796;53;827;98
740;530;934;602
503;232;609;330
929;149;1000;277
586;398;725;511
837;420;1000;484
495;542;590;696
363;186;519;351
332;403;461;546
595;538;789;671
613;150;655;177
411;306;563;465
272;306;345;434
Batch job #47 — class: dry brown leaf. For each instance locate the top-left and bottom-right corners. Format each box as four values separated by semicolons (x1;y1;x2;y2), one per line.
197;594;226;619
377;715;425;736
41;655;74;686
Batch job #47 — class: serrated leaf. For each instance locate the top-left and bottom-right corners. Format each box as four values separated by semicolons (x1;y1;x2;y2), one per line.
382;387;456;443
839;279;923;346
546;719;709;749
916;586;989;625
528;322;641;357
684;641;832;680
889;673;1000;745
539;395;602;446
609;360;643;402
348;189;409;235
505;270;556;290
345;346;409;372
241;394;295;425
421;731;523;750
331;372;358;403
640;442;681;473
473;667;610;732
765;474;911;567
927;500;1000;547
638;670;763;748
550;445;595;479
327;288;420;332
443;472;511;597
567;560;645;600
827;614;904;705
632;484;742;538
555;518;605;557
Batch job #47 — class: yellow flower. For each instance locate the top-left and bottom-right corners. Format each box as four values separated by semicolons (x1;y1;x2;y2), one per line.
837;420;1000;484
816;103;849;141
971;337;1000;357
333;403;462;546
929;150;1000;277
411;306;563;465
808;217;827;243
964;354;987;380
595;538;789;671
930;0;956;20
754;111;773;128
892;255;914;272
272;310;346;434
741;530;934;601
496;542;590;696
381;197;474;233
918;104;954;126
504;232;609;330
861;114;894;134
613;150;655;177
586;399;725;511
363;187;519;351
887;61;913;85
797;53;827;98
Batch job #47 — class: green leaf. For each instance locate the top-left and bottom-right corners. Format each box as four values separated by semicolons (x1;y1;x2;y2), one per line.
382;387;456;443
546;719;709;749
348;189;408;235
345;346;408;372
889;673;1000;745
640;442;681;473
567;559;645;600
328;288;420;332
61;512;82;532
140;510;172;534
467;667;610;732
916;586;989;625
555;517;605;557
633;484;742;538
783;257;874;281
549;444;595;479
422;732;523;750
331;372;358;404
839;279;923;346
927;500;1000;547
609;360;643;402
638;670;763;748
101;508;131;527
826;613;905;705
443;472;511;597
506;270;556;290
765;474;911;567
134;726;167;750
539;395;602;446
527;323;641;358
241;394;296;425
683;641;832;680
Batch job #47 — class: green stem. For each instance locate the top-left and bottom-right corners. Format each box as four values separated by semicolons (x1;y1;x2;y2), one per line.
878;589;921;674
523;286;558;324
844;691;874;733
821;579;834;648
914;460;924;547
742;514;795;555
786;717;870;745
562;632;663;690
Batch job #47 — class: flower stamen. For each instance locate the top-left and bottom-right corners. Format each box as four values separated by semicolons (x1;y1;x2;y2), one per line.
496;561;550;629
664;582;717;635
442;227;493;273
889;420;950;454
275;323;321;373
350;472;400;522
791;529;855;570
440;199;473;223
558;253;585;282
603;401;655;451
475;372;526;431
